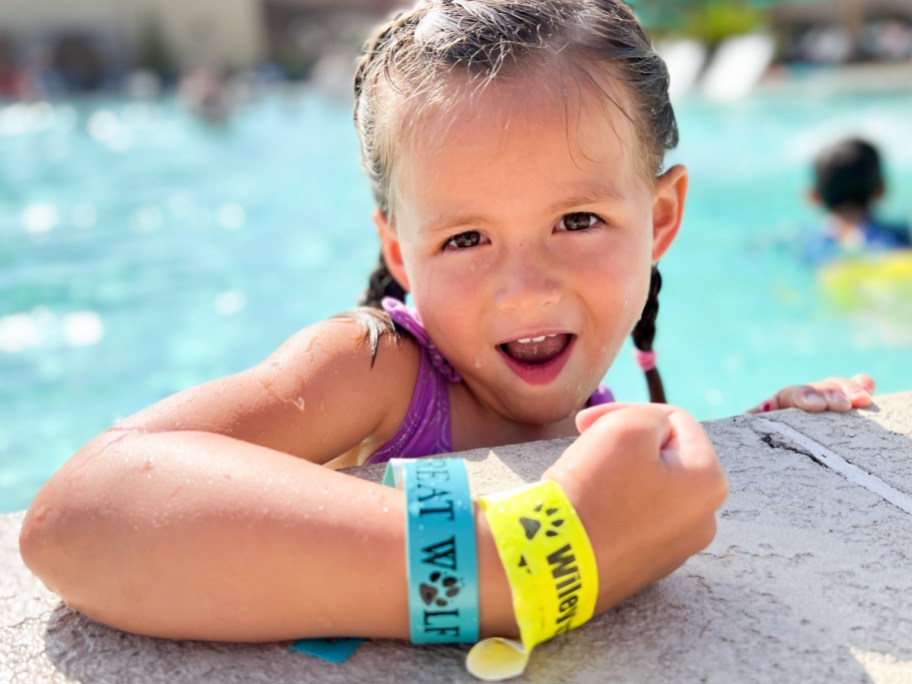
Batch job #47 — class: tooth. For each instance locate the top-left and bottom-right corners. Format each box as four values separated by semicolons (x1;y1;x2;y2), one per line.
530;336;547;342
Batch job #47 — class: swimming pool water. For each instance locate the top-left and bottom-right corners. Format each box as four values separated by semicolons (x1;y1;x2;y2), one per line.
2;85;911;513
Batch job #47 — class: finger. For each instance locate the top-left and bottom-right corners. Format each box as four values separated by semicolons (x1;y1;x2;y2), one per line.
662;406;720;472
837;374;875;407
807;377;872;411
575;402;632;433
662;410;729;507
561;404;675;476
772;385;829;412
851;373;876;393
819;386;853;412
576;401;683;433
746;395;781;414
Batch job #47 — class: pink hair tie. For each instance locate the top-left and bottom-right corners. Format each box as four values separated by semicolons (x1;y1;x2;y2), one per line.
634;349;657;372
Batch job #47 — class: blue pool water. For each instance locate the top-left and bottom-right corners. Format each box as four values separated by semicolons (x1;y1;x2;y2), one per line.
2;85;911;513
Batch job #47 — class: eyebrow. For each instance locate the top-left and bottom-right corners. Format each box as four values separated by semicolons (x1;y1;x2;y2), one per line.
548;181;628;211
419;182;628;235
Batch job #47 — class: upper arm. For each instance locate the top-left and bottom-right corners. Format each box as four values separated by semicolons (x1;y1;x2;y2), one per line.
116;316;419;464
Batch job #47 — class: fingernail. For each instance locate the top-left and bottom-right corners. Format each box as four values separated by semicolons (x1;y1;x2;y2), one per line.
832;392;852;410
801;391;826;409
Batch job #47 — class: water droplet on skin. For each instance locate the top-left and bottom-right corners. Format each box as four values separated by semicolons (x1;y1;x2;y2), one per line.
382;506;389;513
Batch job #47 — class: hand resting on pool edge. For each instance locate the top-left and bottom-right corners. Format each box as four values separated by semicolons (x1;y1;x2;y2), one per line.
747;374;875;414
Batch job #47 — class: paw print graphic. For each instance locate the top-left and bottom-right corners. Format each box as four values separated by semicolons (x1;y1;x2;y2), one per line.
420;571;461;608
516;502;566;571
519;502;565;540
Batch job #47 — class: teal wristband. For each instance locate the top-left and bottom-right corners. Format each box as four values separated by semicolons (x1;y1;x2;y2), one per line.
383;458;480;644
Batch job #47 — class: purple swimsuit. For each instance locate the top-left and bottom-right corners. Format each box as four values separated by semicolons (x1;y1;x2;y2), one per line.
365;298;614;464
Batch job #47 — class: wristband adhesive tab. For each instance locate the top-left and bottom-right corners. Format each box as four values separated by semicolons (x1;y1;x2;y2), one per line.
384;457;480;644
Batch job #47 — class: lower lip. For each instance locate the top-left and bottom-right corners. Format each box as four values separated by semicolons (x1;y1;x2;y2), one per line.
497;337;574;386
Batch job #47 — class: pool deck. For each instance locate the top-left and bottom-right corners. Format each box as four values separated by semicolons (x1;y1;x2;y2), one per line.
2;392;911;683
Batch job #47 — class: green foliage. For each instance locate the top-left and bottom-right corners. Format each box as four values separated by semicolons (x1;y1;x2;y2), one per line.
684;3;768;45
627;0;772;44
137;15;176;77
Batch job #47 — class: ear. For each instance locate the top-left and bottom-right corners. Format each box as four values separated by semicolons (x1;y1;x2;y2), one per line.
651;164;688;262
373;209;411;292
808;189;822;206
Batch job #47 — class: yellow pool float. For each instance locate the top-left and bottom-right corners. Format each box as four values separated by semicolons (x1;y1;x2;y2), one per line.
819;250;912;311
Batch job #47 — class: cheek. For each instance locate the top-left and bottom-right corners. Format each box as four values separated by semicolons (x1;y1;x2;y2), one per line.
586;249;652;339
408;255;490;305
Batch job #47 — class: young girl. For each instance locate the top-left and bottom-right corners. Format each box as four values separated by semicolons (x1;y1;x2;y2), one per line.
21;0;872;645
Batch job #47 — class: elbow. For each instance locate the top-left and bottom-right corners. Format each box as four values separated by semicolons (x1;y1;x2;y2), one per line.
19;496;56;591
19;468;99;613
19;478;88;608
18;429;137;618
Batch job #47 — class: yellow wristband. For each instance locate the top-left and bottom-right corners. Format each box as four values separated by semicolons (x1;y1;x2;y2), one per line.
466;479;598;681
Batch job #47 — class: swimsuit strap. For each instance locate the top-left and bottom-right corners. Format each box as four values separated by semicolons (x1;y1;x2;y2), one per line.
382;297;462;383
588;384;615;406
366;344;451;464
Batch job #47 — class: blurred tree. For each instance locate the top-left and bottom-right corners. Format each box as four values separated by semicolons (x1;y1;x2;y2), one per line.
137;16;176;81
628;0;772;45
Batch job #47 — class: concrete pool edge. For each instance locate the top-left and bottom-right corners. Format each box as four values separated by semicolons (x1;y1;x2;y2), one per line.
2;391;911;683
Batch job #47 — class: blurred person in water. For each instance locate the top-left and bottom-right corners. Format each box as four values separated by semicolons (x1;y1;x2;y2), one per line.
803;137;911;265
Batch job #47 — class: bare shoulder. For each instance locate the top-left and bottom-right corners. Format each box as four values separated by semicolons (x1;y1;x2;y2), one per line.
263;309;419;392
118;310;420;464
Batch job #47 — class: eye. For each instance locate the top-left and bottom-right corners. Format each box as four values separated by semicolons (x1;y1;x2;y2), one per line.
557;212;600;232
443;230;486;251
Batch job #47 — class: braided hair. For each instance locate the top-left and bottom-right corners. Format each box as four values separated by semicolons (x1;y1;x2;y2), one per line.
353;0;678;402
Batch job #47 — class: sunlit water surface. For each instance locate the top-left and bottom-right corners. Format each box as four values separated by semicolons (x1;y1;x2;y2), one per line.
2;85;911;512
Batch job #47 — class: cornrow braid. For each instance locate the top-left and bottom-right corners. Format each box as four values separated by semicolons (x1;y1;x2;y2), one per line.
359;252;407;309
631;265;666;404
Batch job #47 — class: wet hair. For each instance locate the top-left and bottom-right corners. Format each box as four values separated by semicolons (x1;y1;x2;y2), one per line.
354;0;679;402
813;138;884;213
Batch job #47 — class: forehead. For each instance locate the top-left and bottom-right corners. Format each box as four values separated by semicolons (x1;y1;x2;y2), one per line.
389;66;646;212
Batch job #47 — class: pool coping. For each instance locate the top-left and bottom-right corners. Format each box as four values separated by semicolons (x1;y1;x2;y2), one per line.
3;391;911;683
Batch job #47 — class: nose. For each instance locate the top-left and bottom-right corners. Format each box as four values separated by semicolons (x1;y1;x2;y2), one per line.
492;242;562;313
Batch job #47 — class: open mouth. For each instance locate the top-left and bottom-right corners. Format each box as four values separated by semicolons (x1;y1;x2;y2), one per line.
497;333;575;385
500;334;572;365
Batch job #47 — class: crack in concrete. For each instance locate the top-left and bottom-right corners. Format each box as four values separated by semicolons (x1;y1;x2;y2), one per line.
758;432;828;468
752;418;912;515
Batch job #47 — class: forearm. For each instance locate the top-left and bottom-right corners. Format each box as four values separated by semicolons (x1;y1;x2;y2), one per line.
20;430;516;642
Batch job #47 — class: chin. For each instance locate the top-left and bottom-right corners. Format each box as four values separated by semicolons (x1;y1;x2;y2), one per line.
506;395;585;427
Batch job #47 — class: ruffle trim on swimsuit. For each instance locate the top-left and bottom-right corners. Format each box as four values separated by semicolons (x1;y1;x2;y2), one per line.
382;297;463;383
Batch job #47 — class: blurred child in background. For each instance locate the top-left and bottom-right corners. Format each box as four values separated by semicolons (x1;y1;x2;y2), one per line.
804;137;911;264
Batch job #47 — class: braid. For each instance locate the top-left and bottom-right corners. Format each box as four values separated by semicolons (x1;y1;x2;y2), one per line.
631;265;666;403
359;251;407;308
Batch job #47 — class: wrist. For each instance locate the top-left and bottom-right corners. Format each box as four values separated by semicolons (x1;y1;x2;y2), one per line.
474;499;520;638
